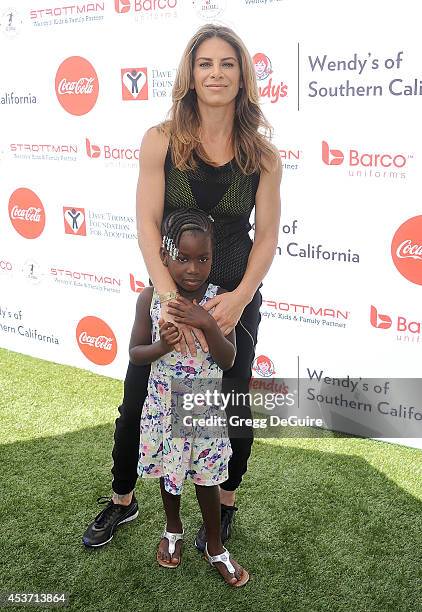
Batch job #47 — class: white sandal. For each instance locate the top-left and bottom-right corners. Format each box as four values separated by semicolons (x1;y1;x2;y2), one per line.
156;529;184;568
204;543;249;587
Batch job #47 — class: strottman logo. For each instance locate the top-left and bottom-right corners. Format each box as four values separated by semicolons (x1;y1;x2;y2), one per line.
370;306;392;329
391;215;422;286
121;68;148;100
55;56;99;116
76;316;117;365
8;188;46;239
63;207;86;235
252;355;276;377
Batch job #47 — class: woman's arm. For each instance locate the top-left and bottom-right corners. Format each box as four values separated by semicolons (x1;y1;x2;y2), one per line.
203;150;283;334
136;127;175;295
136;126;208;355
129;287;180;365
235;151;282;304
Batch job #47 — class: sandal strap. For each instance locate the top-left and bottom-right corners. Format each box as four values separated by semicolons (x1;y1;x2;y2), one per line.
205;544;236;575
161;529;184;556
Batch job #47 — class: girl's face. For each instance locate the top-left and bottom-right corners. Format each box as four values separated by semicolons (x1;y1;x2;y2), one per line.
191;37;242;108
162;230;212;293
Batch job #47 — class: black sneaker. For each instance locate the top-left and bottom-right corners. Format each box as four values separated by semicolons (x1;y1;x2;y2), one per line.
194;504;238;552
82;495;138;548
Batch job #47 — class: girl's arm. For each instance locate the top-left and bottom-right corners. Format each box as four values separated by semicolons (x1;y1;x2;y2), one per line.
129;287;180;365
167;291;236;371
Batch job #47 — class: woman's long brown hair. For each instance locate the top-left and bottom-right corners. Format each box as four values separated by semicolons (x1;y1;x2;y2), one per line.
159;24;279;175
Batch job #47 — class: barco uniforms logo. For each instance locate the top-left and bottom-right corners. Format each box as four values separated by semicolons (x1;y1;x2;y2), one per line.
371;305;421;342
114;0;177;13
322;140;412;179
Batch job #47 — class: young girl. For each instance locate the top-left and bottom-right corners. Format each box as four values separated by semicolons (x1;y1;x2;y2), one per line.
129;209;249;587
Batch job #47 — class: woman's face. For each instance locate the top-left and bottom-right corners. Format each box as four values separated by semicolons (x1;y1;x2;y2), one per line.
191;37;242;108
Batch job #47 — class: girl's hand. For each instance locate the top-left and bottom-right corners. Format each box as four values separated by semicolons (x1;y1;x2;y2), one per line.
160;300;208;356
202;291;248;336
158;318;181;353
167;296;213;332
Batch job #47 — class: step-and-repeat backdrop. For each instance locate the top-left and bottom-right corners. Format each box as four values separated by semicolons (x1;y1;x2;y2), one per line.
1;0;421;443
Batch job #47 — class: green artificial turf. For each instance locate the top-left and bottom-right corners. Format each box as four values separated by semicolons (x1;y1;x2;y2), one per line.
1;347;422;612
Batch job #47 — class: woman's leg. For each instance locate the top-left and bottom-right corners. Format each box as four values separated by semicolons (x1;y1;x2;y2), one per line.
111;361;151;499
194;291;262;551
158;478;183;565
82;361;150;547
220;289;262;497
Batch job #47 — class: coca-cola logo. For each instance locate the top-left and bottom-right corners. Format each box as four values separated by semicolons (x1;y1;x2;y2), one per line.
58;77;95;95
76;316;117;365
391;216;422;286
8;188;45;239
395;240;422;260
55;56;99;116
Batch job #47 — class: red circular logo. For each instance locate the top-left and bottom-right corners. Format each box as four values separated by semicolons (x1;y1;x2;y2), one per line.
76;316;117;365
391;215;422;286
8;188;45;239
55;56;99;116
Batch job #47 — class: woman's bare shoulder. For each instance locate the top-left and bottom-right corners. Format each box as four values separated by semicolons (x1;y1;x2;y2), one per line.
140;125;170;161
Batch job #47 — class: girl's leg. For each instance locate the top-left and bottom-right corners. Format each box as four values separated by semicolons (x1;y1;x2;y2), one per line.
158;478;183;565
195;484;245;585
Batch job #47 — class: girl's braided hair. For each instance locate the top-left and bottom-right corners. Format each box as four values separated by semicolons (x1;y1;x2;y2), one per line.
161;208;214;260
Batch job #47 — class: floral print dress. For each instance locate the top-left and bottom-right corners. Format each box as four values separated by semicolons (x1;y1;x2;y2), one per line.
137;283;232;495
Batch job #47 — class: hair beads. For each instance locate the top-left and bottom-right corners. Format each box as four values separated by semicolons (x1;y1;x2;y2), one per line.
161;209;214;260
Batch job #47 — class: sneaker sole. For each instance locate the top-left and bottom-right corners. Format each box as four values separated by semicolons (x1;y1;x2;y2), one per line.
83;509;139;548
194;538;205;552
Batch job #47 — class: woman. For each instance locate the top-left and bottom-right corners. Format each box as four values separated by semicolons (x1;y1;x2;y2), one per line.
83;24;282;564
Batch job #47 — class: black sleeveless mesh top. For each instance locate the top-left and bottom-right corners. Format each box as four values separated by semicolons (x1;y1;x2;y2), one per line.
164;150;260;291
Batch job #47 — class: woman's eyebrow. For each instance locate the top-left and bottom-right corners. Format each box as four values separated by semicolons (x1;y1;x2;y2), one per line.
196;56;237;62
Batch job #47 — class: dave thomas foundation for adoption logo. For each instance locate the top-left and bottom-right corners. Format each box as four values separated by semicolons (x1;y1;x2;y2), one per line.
55;56;99;115
8;188;46;239
121;68;148;100
391;215;422;286
76;316;117;365
63;207;86;235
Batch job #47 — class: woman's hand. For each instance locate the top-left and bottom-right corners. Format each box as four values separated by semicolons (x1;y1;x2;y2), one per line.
167;296;214;331
160;300;208;356
202;291;248;336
